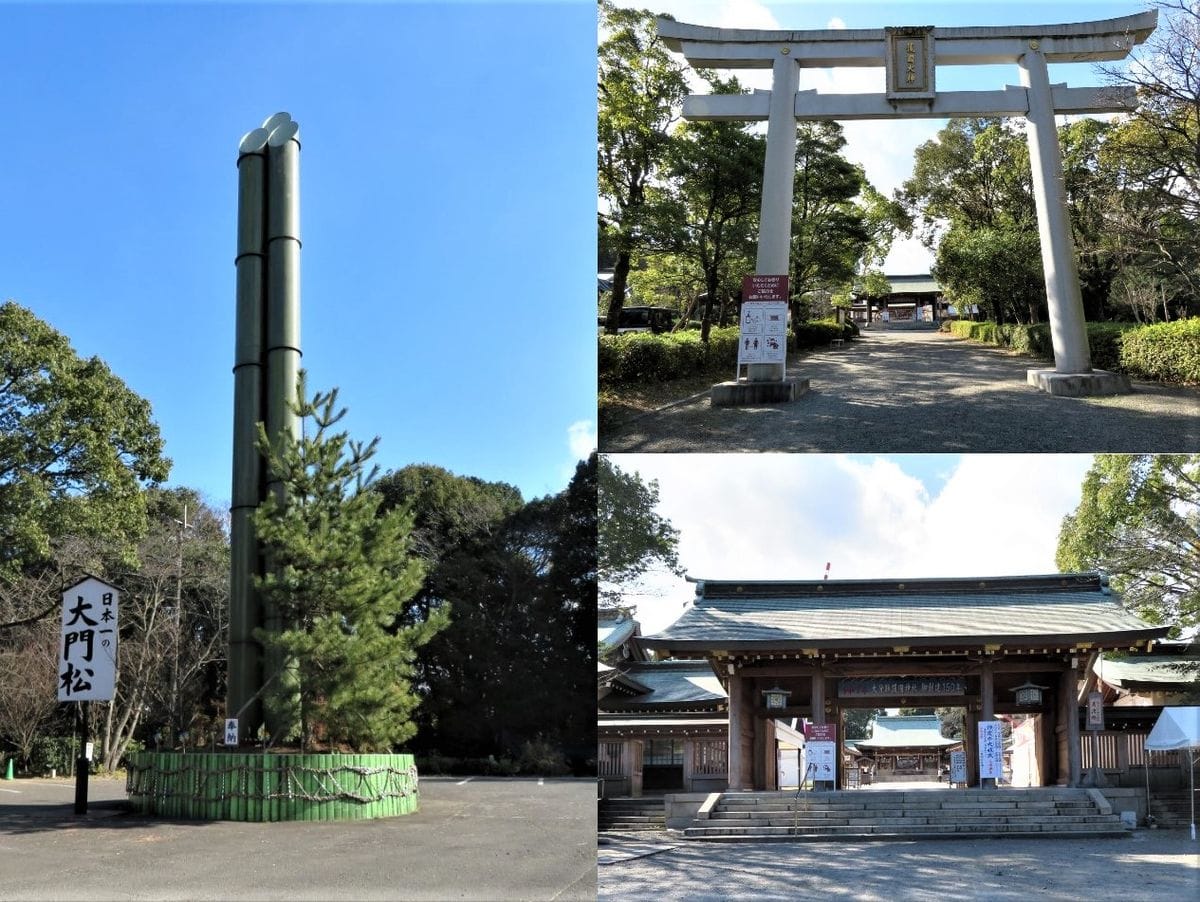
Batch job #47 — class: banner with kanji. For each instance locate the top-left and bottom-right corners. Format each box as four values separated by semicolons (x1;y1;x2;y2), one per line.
57;575;119;702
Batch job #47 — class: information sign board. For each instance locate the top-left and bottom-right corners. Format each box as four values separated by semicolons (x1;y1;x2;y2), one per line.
738;275;788;367
949;749;967;784
57;576;119;702
1086;691;1104;730
224;719;240;746
803;722;837;783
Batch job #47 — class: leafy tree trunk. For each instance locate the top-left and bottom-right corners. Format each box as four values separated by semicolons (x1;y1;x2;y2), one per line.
605;251;632;334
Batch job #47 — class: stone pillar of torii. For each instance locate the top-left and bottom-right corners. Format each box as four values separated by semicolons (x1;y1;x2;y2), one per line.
658;11;1157;398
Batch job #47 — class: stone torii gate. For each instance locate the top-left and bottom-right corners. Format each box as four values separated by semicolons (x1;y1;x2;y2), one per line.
658;11;1157;400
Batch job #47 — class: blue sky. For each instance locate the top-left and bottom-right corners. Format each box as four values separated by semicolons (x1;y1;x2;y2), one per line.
1;1;597;509
605;453;1097;633
613;0;1153;273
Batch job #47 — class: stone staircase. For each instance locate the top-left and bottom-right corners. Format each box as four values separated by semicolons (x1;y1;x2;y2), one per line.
684;788;1131;841
1149;790;1199;828
598;797;667;832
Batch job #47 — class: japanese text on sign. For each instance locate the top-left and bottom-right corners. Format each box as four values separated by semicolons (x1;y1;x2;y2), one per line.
738;300;788;366
58;576;119;702
839;676;965;698
978;721;1004;780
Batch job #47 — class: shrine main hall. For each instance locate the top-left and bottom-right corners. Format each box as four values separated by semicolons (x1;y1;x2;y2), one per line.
638;572;1170;790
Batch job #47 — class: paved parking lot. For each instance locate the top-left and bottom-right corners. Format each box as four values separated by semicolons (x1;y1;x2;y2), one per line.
598;830;1200;900
0;774;596;901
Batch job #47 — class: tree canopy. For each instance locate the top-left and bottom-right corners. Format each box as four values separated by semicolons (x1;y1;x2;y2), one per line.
0;301;170;574
1057;454;1199;637
375;457;596;771
598;455;682;611
598;0;688;334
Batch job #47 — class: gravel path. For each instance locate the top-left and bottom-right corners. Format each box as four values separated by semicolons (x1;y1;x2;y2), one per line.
600;330;1200;453
598;830;1200;901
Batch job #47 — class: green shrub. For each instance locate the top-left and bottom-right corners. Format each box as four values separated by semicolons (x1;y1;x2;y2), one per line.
598;321;849;386
1085;322;1134;372
944;317;1200;384
1120;318;1200;383
516;738;571;776
30;736;75;775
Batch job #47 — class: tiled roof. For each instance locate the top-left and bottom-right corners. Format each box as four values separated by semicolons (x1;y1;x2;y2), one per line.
599;660;726;710
1097;656;1200;687
856;715;959;749
598;615;637;649
643;573;1166;652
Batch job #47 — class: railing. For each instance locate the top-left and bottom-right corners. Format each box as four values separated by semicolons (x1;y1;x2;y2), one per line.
793;762;818;837
692;739;727;776
598;741;625;778
1080;731;1182;770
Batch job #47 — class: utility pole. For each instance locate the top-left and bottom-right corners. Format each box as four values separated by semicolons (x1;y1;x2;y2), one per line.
172;504;192;746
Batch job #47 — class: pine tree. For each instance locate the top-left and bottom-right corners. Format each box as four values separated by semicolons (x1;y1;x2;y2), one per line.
254;375;447;750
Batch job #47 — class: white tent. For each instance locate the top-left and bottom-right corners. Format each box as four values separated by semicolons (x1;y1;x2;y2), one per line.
1144;706;1200;840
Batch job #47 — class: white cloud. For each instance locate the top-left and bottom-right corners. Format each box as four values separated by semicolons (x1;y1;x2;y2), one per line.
567;419;596;461
606;454;1095;633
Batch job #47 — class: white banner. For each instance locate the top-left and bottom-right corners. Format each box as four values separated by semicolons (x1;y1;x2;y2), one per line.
978;720;1004;780
57;575;119;702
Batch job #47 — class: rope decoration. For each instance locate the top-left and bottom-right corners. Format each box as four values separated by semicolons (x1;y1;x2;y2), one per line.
125;759;420;805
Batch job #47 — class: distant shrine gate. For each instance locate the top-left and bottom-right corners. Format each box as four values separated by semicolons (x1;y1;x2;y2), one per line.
658;12;1157;398
640;574;1170;790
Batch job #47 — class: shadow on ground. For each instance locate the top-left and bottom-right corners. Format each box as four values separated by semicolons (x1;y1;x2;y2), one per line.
601;331;1200;453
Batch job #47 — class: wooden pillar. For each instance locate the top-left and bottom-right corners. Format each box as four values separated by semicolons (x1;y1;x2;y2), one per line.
980;661;996;789
965;706;979;787
761;718;777;791
811;664;826;724
628;738;643;798
727;671;746;791
682;738;695;793
1060;666;1081;787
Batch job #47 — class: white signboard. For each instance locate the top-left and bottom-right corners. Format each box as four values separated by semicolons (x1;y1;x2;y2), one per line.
802;741;837;783
949;749;967;784
978;720;1004;780
737;302;788;366
57;576;119;702
224;719;240;746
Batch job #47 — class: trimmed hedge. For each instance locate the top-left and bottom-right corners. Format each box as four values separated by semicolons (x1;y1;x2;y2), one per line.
1119;318;1200;384
944;318;1200;384
599;320;855;386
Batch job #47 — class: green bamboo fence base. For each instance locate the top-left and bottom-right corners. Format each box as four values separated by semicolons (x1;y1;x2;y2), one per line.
125;752;419;821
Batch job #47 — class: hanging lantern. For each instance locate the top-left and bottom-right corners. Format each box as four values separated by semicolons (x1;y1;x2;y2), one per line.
762;686;791;709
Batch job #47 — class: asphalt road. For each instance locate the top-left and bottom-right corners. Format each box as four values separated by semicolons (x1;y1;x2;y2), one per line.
600;330;1200;453
598;830;1200;901
0;775;596;901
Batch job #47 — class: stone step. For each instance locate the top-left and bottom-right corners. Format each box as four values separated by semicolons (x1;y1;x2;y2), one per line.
710;815;1121;829
683;825;1130;842
715;803;1096;816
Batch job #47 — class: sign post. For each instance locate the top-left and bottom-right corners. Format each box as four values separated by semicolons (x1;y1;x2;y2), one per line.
737;275;789;376
803;722;837;790
58;575;120;815
1085;690;1106;786
977;721;1003;787
949;749;967;786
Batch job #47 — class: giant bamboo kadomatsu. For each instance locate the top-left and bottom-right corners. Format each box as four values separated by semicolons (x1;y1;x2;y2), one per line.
229;112;303;740
124;113;422;822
